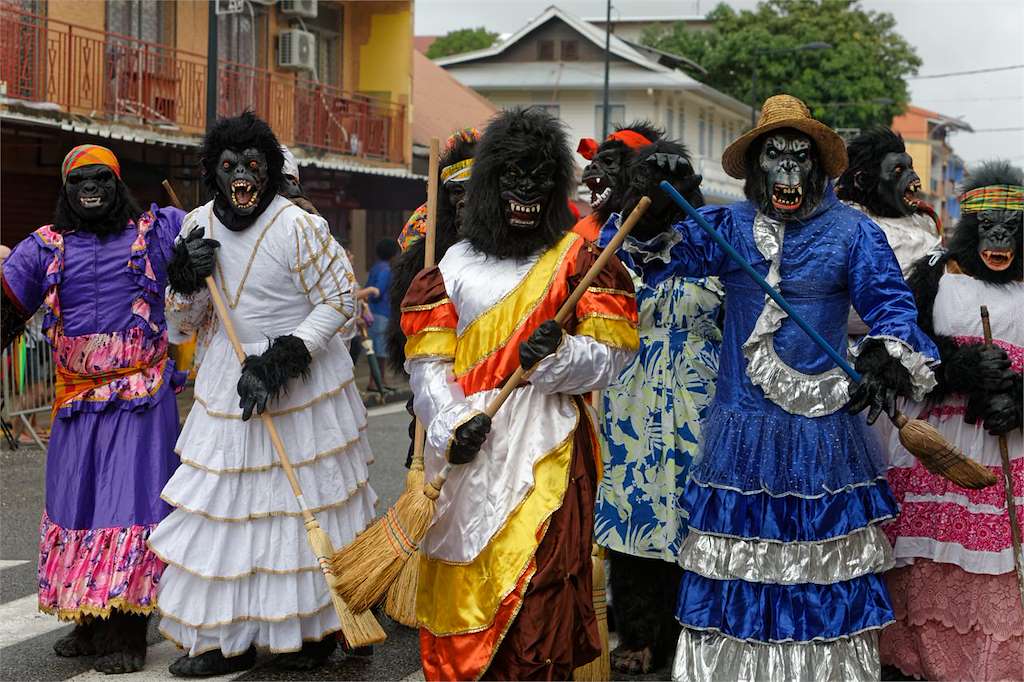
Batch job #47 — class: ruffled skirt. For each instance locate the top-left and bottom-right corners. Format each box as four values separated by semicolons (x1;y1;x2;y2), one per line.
672;404;896;682
148;335;376;656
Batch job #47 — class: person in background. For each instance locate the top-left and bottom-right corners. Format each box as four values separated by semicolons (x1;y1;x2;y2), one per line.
364;238;399;387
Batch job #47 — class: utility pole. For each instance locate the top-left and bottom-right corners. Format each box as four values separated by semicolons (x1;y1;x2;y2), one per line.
601;0;611;138
206;0;219;131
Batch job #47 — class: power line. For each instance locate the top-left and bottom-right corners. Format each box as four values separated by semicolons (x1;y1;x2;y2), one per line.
910;65;1024;79
970;127;1024;133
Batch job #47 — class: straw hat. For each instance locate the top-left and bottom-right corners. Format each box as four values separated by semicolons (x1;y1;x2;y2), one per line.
722;94;847;180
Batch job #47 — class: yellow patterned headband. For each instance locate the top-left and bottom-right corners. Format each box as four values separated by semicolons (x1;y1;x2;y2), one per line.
440;158;473;185
959;184;1024;214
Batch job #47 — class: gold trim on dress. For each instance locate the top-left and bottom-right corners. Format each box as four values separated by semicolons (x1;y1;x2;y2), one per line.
587;286;635;298
157;600;334;629
210;203;293;309
175;424;368;473
159;479;369;522
192;377;354;419
40;598;158;623
402;298;452;313
149;546;323;580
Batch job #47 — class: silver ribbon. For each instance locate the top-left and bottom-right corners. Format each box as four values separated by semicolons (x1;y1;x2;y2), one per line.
849;334;937;401
672;628;882;682
679;526;894;585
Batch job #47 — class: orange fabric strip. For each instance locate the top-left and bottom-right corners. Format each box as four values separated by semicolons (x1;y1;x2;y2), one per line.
52;360;159;420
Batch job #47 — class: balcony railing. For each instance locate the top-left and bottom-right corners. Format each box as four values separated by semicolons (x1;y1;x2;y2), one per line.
0;5;406;165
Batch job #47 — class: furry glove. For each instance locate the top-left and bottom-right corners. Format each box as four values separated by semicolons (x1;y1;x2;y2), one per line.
847;339;915;425
519;320;564;371
237;335;312;421
167;226;220;295
448;413;492;465
943;343;1015;394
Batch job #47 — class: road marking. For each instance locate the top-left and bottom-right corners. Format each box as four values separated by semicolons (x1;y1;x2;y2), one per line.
68;640;240;681
0;559;31;570
0;593;69;647
366;402;408;418
401;669;425;681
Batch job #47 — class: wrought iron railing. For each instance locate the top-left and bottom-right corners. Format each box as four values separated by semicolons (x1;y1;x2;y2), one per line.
0;5;406;164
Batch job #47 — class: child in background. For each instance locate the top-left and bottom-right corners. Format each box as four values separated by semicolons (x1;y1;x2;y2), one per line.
364;238;399;386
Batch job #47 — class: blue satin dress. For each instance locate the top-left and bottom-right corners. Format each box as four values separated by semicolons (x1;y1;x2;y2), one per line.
608;186;939;681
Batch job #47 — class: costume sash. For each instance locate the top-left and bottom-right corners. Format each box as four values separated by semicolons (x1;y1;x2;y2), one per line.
52;354;167;420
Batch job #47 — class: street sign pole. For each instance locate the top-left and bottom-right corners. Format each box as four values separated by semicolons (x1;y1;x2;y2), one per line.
206;0;219;131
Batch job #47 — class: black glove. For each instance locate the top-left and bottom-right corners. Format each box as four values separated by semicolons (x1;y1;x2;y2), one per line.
982;392;1022;436
943;343;1015;394
448;413;492;464
847;339;915;425
519;320;564;371
167;226;220;295
237;335;311;421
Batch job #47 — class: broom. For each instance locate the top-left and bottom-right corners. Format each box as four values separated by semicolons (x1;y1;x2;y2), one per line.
162;180;387;647
332;196;654;613
384;136;441;627
660;180;996;490
980;306;1024;611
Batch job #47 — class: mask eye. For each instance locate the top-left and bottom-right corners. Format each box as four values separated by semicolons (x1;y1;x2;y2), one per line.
796;151;807;163
98;170;113;181
249;160;259;170
222;160;231;170
893;166;903;175
766;148;778;159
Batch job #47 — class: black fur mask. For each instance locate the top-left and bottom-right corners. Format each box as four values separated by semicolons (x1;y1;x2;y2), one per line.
461;108;574;260
200;111;285;231
744;129;827;222
582;121;663;225
837;127;922;218
947;161;1023;284
54;165;141;236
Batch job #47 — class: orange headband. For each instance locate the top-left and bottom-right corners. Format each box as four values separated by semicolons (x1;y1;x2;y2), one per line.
577;130;653;160
61;145;121;183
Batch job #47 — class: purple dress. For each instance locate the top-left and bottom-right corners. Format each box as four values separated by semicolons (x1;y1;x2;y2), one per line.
1;205;185;620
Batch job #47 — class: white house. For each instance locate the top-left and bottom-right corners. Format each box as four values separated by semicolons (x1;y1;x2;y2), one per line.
435;5;750;204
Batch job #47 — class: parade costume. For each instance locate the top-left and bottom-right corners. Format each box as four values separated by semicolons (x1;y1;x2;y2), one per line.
403;108;639;680
613;96;939;681
579;130;724;674
880;164;1024;681
1;145;184;674
148;114;374;676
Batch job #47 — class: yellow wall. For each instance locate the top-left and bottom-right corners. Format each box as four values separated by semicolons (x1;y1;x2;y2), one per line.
47;0;105;31
175;1;208;56
346;1;412;103
905;140;933;191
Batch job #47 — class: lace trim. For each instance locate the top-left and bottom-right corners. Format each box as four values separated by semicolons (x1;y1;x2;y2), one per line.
849;335;937;401
622;224;682;264
741;213;850;417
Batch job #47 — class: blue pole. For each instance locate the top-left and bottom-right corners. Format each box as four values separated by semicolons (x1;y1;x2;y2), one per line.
658;180;862;382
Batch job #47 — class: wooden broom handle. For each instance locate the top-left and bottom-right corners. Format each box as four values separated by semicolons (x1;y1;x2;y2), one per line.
410;137;442;474
981;305;1024;610
481;197;651;419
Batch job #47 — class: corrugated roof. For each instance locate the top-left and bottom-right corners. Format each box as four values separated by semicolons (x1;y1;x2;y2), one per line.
412;50;497;145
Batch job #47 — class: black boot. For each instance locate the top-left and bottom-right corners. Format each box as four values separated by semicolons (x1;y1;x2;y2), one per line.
53;620;97;657
92;610;148;674
272;636;337;671
168;646;257;678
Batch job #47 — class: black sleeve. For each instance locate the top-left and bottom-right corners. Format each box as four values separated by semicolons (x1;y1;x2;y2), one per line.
1;281;31;350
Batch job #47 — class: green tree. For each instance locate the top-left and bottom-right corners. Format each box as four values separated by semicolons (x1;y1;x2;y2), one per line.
641;0;921;130
425;27;499;59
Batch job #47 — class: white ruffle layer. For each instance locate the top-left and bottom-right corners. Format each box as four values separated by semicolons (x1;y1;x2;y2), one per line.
679;526;894;585
672;628;880;682
150;490;376;577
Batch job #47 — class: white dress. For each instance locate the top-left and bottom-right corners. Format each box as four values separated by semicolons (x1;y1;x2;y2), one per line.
150;195;376;656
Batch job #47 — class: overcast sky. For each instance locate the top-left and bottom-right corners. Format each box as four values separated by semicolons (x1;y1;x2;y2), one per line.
415;0;1024;169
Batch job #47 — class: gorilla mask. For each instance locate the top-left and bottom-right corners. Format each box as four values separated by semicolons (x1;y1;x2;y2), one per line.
65;164;119;222
216;148;269;215
499;155;556;231
623;140;704;241
746;129;827;222
877;151;922;217
445;177;468;230
582;146;623;214
976;209;1020;272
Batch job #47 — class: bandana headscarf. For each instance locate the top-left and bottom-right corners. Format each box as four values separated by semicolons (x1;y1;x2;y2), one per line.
959;184;1024;214
577;129;653;161
61;145;121;183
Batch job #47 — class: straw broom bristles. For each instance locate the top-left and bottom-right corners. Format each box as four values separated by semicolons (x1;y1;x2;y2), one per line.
384;429;427;627
894;413;997;489
573;544;610;682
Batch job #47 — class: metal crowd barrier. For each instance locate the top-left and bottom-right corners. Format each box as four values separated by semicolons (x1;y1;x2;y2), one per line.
1;323;54;450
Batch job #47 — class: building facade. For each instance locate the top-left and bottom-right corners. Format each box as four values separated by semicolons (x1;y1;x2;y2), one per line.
0;0;423;280
435;6;750;205
891;104;971;231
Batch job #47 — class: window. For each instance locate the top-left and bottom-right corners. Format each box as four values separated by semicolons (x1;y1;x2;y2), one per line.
666;106;675;138
560;40;579;61
677;105;686;143
218;11;256;65
533;103;561;118
698;111;706;156
721;120;728;153
707;115;715;157
538;40;555;61
594;104;625;137
107;0;171;44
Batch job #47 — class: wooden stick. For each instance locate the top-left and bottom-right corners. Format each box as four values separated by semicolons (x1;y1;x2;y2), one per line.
981;305;1024;611
424;197;652;494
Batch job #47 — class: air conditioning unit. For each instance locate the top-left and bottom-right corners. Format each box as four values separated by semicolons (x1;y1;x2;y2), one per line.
278;29;316;71
280;0;317;18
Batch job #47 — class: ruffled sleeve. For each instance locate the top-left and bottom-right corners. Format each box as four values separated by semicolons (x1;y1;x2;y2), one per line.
148;204;186;269
847;218;939;399
1;232;48;319
288;212;355;354
604;204;738;290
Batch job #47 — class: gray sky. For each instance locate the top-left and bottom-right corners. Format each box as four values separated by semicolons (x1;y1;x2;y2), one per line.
415;0;1024;169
